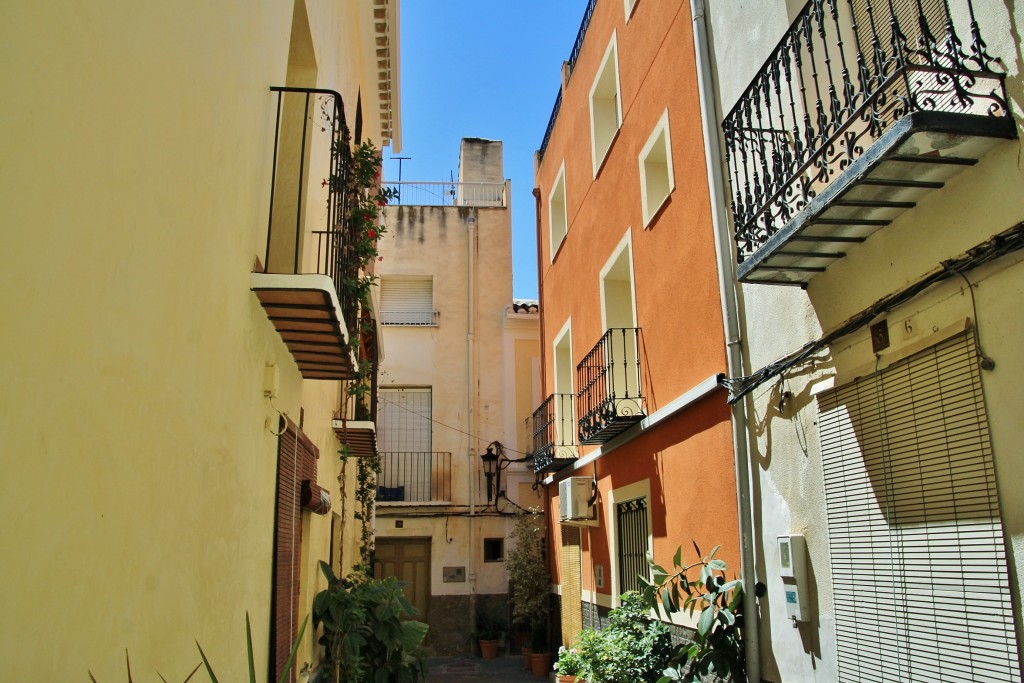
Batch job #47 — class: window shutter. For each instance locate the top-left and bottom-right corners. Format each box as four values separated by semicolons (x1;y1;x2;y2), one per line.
380;278;434;325
271;418;318;683
819;331;1020;682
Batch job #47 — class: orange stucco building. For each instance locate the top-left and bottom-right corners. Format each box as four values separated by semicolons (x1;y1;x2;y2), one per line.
531;0;740;643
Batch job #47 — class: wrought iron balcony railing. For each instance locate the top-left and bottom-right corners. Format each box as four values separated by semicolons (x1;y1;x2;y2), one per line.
265;86;363;338
531;393;579;473
723;0;1013;283
577;328;646;445
376;452;452;503
382;181;506;207
537;0;596;162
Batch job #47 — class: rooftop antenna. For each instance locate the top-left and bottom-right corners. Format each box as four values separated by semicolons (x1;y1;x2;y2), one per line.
391;156;411;182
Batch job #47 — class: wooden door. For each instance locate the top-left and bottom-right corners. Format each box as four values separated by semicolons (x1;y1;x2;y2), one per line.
374;538;431;621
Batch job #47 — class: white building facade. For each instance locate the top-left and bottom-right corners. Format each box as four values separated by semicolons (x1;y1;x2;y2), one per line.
694;0;1024;680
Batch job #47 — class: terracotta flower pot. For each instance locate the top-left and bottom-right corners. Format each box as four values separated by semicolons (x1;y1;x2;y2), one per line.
521;646;531;670
478;639;498;659
557;675;578;683
529;651;551;678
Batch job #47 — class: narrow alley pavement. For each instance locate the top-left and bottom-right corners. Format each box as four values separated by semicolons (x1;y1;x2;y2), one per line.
425;656;544;682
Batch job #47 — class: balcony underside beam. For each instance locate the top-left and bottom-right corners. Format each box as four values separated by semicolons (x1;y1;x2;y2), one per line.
252;272;357;380
737;111;1017;286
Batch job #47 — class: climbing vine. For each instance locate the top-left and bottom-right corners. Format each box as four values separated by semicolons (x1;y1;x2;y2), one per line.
330;139;395;575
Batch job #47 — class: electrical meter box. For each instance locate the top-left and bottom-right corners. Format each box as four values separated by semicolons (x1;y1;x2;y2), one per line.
778;534;810;623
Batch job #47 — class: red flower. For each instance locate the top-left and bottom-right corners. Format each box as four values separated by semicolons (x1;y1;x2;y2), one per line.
367;229;376;238
376;198;387;207
378;256;384;261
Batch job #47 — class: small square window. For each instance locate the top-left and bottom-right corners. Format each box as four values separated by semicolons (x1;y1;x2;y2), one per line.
483;538;504;562
639;109;674;227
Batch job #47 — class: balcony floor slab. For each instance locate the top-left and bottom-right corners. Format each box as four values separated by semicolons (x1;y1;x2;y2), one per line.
252;272;357;380
738;111;1017;286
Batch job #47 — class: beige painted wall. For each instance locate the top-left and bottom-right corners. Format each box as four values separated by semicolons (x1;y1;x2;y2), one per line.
375;140;539;620
0;1;395;679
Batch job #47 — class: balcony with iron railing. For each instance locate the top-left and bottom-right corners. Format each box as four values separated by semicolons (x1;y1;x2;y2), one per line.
531;393;579;474
376;452;453;503
723;0;1015;286
538;0;597;162
382;181;507;207
251;86;370;380
577;328;646;445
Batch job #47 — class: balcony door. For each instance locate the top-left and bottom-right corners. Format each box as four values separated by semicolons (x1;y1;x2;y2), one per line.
266;0;318;274
553;324;575;454
378;387;433;501
600;239;640;409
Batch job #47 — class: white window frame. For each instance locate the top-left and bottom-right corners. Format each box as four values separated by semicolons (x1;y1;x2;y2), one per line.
638;108;674;228
624;0;639;20
548;162;568;261
589;33;622;178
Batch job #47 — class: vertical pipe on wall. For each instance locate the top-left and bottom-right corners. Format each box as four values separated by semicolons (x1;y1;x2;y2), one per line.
467;211;478;645
689;0;760;681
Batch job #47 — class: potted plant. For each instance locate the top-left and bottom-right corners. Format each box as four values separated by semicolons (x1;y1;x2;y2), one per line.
475;611;503;659
554;644;585;683
528;620;551;678
506;510;549;671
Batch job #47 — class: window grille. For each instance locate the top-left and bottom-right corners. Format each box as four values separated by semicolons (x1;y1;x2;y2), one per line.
616;497;649;596
819;331;1020;682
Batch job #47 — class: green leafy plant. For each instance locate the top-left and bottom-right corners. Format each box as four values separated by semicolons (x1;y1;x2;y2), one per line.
565;592;673;683
553;644;585;678
312;561;428;683
475;609;505;641
352;453;381;569
506;510;549;646
197;612;307;683
639;543;744;682
89;612;307;683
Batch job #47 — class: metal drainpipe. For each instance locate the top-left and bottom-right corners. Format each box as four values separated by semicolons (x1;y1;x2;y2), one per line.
689;0;760;680
467;211;478;644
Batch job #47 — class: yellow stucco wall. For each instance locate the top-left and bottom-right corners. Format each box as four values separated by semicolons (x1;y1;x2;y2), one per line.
0;1;393;679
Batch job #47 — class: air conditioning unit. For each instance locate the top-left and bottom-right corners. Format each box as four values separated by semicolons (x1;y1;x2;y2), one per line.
559;477;595;523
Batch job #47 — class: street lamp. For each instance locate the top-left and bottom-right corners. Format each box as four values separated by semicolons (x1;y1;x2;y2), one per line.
480;445;499;506
479;442;534;511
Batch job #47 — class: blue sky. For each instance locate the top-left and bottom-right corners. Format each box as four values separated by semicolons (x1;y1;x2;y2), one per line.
381;1;587;300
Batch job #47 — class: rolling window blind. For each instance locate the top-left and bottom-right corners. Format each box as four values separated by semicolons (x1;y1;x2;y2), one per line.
378;387;432;453
819;331;1020;682
380;277;434;325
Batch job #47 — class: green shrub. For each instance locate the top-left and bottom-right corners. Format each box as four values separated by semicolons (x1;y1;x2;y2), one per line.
312;562;427;683
639;543;744;682
564;592;673;683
